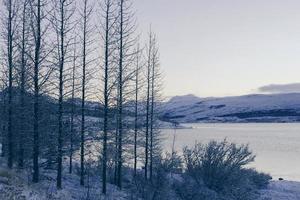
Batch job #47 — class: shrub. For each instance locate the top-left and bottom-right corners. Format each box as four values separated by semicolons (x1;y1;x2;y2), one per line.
128;162;175;200
183;139;255;191
173;176;219;200
180;139;270;200
161;151;183;174
243;169;272;189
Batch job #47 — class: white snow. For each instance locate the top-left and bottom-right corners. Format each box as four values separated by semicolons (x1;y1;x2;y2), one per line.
260;181;300;200
0;162;299;200
0;165;128;200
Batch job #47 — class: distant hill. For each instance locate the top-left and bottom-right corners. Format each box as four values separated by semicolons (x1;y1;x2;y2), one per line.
162;93;300;123
0;87;103;118
5;87;300;123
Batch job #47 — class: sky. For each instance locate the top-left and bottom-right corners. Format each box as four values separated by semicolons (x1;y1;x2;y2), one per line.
134;0;300;97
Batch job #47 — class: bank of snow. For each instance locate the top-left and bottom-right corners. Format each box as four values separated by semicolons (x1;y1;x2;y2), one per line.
260;181;300;200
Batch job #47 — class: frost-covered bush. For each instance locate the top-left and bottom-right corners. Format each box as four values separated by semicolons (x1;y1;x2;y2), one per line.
161;151;183;174
128;162;175;200
179;139;271;200
242;169;272;189
173;176;219;200
183;139;255;191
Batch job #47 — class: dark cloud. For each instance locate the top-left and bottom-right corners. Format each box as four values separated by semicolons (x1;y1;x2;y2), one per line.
258;83;300;94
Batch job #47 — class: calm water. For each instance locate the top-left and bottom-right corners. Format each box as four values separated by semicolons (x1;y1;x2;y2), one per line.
162;123;300;181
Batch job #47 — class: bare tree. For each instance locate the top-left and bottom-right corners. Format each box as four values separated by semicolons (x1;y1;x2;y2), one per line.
4;0;17;169
80;0;87;187
99;0;117;194
29;0;42;183
115;0;137;188
149;32;161;180
116;0;124;188
78;0;94;186
17;0;30;169
144;30;152;180
133;44;142;176
29;0;56;183
51;0;75;189
144;29;162;180
69;37;77;174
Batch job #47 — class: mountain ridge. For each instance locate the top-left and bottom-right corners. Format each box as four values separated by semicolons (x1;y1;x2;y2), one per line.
162;93;300;123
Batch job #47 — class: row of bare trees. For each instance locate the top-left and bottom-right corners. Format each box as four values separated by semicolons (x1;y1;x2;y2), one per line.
0;0;163;195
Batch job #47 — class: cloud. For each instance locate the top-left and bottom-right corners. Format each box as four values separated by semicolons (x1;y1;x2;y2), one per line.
258;83;300;94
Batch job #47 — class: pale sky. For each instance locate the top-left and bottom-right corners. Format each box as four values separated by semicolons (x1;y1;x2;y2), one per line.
134;0;300;97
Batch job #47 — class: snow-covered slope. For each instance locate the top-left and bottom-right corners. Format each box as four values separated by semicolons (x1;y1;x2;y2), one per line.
162;93;300;123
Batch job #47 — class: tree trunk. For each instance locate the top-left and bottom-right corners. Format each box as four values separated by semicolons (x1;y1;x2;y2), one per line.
57;1;65;189
80;0;88;186
102;0;111;194
134;47;139;176
18;0;28;169
117;0;124;189
149;52;155;180
7;0;14;169
145;31;152;180
33;0;42;183
69;39;76;174
1;91;7;158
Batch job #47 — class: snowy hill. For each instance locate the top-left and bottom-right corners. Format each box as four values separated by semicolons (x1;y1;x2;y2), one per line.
162;93;300;123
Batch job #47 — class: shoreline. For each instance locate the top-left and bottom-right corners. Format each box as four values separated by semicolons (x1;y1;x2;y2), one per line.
260;180;300;200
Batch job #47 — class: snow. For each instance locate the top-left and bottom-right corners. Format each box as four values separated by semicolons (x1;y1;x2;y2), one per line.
166;94;202;109
0;164;128;200
260;181;300;200
0;161;299;200
163;93;300;123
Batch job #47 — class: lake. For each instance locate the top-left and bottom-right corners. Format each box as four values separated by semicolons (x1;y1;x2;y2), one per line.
162;123;300;181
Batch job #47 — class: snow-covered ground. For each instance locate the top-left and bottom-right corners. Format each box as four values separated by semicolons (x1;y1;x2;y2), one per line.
0;163;299;200
1;155;299;200
260;181;300;200
0;165;128;200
